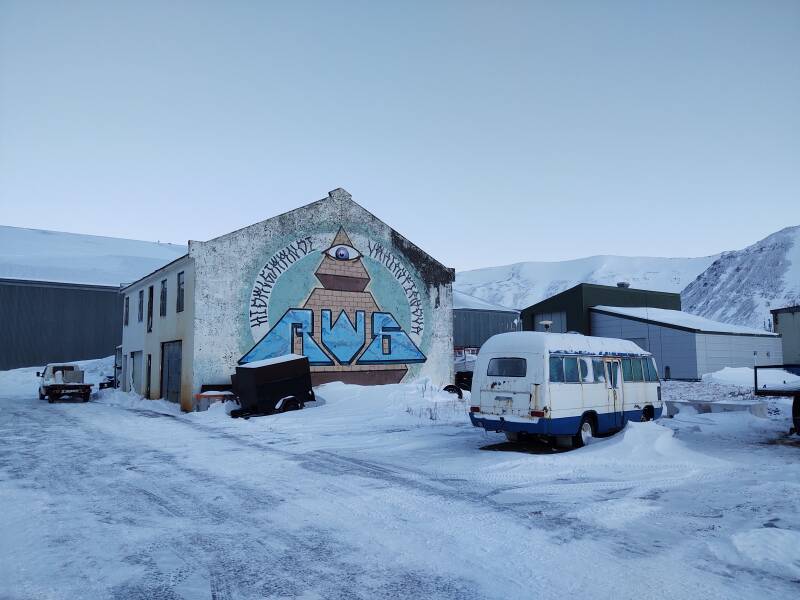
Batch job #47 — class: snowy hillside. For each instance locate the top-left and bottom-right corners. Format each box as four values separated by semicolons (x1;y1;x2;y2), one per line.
0;225;186;286
682;226;800;329
455;254;717;310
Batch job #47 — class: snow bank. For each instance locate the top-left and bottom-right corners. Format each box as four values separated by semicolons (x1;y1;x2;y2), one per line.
96;388;183;416
728;528;800;580
0;356;114;398
576;421;725;467
702;366;800;388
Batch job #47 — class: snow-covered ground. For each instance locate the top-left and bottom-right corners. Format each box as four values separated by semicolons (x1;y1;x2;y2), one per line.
1;360;798;599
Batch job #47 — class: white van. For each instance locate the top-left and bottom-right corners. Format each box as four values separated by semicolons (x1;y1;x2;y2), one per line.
469;332;662;447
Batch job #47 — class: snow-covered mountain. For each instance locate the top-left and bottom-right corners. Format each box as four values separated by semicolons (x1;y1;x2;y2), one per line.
455;254;718;311
0;225;186;287
682;226;800;329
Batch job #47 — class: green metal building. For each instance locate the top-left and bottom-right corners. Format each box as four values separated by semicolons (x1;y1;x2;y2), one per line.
521;283;681;334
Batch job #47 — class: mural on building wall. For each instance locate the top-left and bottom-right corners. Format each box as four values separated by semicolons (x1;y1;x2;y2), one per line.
241;227;428;385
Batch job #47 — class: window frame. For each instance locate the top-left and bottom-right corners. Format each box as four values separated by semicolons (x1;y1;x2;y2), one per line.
124;296;129;326
549;356;565;383
487;357;527;378
176;271;185;313
137;289;144;323
159;279;167;317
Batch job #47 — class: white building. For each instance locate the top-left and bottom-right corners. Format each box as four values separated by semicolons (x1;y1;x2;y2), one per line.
121;189;455;410
590;306;783;380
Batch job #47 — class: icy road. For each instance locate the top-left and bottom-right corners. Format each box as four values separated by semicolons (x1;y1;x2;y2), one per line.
1;373;799;599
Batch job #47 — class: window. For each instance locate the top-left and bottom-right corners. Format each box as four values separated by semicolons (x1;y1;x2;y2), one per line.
137;289;144;322
631;357;644;382
564;357;580;383
487;357;527;377
176;271;185;313
621;358;632;382
592;358;606;383
146;286;153;332
124;296;129;326
549;356;564;383
579;357;592;383
160;279;167;317
645;358;659;382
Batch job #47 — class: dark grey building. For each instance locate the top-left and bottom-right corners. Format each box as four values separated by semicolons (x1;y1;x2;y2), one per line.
0;278;122;370
453;290;520;350
521;283;682;334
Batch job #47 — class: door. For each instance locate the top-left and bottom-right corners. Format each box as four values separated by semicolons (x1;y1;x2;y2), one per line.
131;352;143;394
145;354;152;399
605;359;624;429
160;341;182;403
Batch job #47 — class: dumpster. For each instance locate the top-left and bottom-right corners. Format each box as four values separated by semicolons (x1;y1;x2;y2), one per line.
231;354;315;417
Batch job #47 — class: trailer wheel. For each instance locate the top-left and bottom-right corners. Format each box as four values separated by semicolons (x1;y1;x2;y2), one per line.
82;393;90;402
572;415;596;448
443;384;463;399
47;395;56;404
282;397;301;412
38;391;45;400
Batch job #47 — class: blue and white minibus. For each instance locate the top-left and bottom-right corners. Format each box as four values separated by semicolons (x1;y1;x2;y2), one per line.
469;332;662;447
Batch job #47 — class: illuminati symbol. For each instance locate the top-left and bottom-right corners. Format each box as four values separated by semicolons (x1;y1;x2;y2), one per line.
239;227;425;385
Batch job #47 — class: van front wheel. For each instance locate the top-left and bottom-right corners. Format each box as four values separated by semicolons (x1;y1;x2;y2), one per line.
573;416;595;448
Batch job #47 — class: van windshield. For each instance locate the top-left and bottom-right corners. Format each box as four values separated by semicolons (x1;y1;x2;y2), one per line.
487;358;527;377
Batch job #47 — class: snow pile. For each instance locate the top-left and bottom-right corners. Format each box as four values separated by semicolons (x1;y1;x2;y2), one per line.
96;388;183;416
703;366;800;388
0;355;114;398
577;421;725;467
0;225;186;286
729;528;800;580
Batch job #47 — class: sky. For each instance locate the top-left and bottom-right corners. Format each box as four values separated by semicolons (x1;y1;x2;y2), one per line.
1;1;798;272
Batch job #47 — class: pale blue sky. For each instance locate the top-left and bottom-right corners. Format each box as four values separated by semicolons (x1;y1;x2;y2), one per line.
1;1;798;271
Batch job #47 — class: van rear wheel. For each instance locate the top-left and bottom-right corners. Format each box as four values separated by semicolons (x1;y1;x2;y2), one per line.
572;416;595;448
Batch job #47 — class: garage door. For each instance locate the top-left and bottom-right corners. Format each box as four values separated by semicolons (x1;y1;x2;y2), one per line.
160;341;182;403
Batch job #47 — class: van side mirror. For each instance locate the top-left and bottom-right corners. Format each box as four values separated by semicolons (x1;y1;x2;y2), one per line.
36;372;41;377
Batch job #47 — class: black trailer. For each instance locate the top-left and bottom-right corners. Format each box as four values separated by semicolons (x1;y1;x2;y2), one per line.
231;354;315;418
754;364;800;434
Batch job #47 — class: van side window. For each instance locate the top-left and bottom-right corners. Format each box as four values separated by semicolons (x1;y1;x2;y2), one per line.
646;358;659;382
549;356;564;383
631;358;644;382
621;358;632;382
592;358;606;383
578;357;591;383
487;358;526;377
564;357;580;383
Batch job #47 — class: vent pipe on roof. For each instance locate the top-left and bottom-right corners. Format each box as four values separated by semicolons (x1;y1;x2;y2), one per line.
617;281;631;288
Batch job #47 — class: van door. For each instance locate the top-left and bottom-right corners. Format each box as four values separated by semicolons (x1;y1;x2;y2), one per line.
481;356;532;416
605;359;624;429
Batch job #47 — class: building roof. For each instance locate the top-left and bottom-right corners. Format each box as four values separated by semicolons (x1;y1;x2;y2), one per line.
453;290;518;313
480;331;650;356
770;305;800;316
591;305;778;337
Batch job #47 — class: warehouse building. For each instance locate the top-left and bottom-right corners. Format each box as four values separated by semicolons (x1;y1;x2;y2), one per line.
521;282;681;334
0;278;122;370
591;306;782;380
120;189;455;411
522;282;781;380
453;290;519;352
771;305;800;363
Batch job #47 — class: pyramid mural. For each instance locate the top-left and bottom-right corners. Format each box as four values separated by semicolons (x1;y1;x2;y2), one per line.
240;227;426;385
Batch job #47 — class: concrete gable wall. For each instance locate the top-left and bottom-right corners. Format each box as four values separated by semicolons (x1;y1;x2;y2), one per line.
190;189;454;393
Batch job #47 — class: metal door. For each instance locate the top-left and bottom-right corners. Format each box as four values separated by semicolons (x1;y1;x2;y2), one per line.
605;359;624;429
160;341;182;403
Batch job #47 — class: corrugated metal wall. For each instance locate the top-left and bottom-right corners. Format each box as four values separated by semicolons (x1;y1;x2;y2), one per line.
453;309;520;349
0;278;122;370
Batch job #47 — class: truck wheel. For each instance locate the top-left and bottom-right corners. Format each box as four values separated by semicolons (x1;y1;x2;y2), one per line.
443;384;463;399
39;391;45;400
572;415;596;448
47;395;55;404
83;393;90;402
